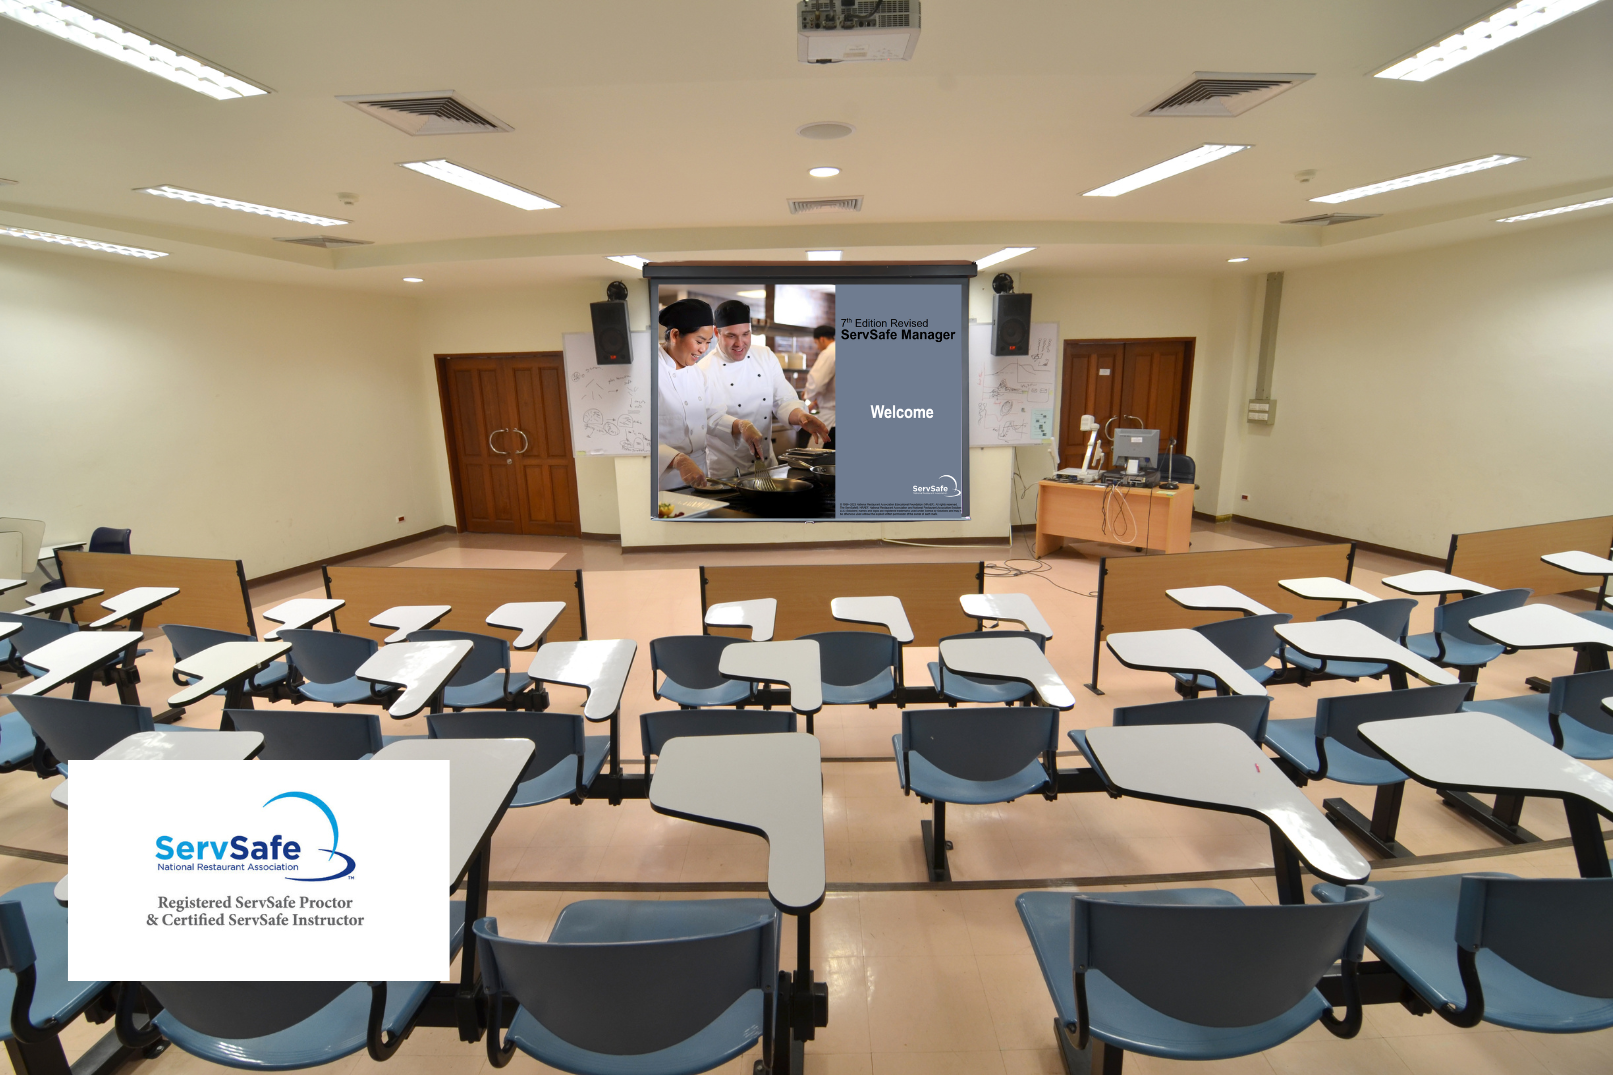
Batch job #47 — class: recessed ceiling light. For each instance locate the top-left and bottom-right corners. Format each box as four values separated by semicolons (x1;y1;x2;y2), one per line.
0;224;167;259
809;166;841;178
1375;0;1607;82
1083;144;1253;197
403;277;423;283
806;250;842;261
736;289;766;298
976;247;1035;269
1227;257;1250;263
1310;154;1525;204
606;255;648;270
137;185;348;226
797;121;855;140
1497;195;1613;222
399;160;559;210
0;1;268;99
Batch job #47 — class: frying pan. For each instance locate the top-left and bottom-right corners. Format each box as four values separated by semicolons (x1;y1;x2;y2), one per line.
782;448;834;468
709;475;816;500
808;464;835;490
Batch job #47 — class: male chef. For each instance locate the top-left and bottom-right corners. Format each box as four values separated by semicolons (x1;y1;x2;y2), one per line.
699;299;830;478
656;297;765;490
804;322;836;448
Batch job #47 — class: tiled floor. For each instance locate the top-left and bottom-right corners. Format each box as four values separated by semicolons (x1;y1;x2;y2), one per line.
2;519;1609;1074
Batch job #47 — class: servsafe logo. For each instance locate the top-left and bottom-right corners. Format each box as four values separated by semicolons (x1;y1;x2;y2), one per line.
153;790;356;881
912;474;962;497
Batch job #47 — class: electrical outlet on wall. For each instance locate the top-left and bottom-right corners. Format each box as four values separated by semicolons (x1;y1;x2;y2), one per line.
1240;495;1249;501
397;515;406;523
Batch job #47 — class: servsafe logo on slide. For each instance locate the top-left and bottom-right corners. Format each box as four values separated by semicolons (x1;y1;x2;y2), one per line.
153;791;356;881
912;474;963;497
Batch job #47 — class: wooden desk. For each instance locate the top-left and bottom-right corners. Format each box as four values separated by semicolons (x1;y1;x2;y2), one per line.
1035;481;1193;557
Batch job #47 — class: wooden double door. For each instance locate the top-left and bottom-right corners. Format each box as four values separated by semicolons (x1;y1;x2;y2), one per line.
438;353;580;535
1058;339;1194;470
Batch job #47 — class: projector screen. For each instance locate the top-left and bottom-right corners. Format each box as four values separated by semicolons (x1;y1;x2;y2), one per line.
646;262;973;523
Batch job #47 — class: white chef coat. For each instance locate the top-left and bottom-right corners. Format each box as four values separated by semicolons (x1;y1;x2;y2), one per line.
697;343;808;478
805;340;836;430
656;345;730;490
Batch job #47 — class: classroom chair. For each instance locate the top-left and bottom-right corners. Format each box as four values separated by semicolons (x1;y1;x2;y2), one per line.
115;901;466;1066
1314;874;1613;1032
640;708;795;779
1069;695;1271;774
279;629;396;707
0;613;149;696
1174;612;1291;698
798;630;900;706
1405;588;1531;683
927;630;1045;706
1155;452;1195;486
9;695;205;777
649;635;755;708
221;709;419;759
474;899;780;1075
1278;598;1417;683
1461;668;1613;757
407;629;525;709
428;711;607;806
37;528;128;595
0;885;114;1069
1264;683;1474;859
163;623;289;698
894;707;1059;882
1017;886;1378;1072
1582;610;1613;631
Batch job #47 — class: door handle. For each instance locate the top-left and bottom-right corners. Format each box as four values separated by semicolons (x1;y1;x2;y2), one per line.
512;428;530;455
489;429;509;455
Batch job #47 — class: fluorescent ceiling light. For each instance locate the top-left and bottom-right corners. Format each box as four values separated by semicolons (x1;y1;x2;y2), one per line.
1083;144;1252;197
1227;257;1249;263
1497;196;1613;222
0;224;166;258
137;185;348;226
403;277;423;283
808;166;841;178
736;289;766;298
399;160;559;210
1310;154;1525;204
806;250;842;261
976;247;1035;269
0;0;267;99
1375;0;1606;82
606;255;647;270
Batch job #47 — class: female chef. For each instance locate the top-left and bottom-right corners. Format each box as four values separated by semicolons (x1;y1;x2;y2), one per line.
698;300;832;478
656;297;766;490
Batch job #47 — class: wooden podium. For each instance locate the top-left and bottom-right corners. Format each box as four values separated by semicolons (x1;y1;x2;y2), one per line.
1034;481;1194;557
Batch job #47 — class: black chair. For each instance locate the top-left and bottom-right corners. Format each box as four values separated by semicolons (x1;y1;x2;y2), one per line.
1156;453;1195;486
87;528;131;555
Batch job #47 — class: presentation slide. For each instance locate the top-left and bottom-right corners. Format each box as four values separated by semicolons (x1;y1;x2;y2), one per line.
648;265;969;522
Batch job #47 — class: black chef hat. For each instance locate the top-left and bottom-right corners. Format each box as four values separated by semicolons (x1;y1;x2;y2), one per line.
658;298;715;333
714;300;753;328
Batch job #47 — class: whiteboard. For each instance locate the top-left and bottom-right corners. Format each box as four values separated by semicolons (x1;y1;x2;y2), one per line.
969;321;1057;446
561;331;652;456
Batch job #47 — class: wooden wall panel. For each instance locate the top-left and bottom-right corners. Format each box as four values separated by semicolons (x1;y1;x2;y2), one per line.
1447;516;1613;595
701;562;983;647
323;566;585;644
58;552;252;635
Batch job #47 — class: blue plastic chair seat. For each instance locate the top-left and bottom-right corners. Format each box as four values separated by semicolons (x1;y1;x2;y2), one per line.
892;735;1049;804
1174;664;1276;692
823;668;895;706
1582;611;1613;631
1280;647;1388;680
1463;696;1613;760
0;883;108;1041
0;712;37;769
297;679;385;705
444;671;517;709
1263;718;1409;785
511;737;610;807
153;901;465;1070
926;662;1034;703
1406;633;1504;668
1017;889;1329;1060
179;661;289;696
656;677;754;707
1314;875;1613;1033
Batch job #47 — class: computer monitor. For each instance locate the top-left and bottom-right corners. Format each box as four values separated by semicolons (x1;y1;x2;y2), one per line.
1111;428;1159;468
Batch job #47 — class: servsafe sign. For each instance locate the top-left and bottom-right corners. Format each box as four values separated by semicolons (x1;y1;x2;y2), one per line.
69;761;448;981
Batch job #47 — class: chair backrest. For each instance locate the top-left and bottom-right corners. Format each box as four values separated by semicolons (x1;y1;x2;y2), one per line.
279;628;378;684
640;709;796;761
163;623;251;663
1319;598;1416;643
0;612;76;658
650;635;746;690
1074;886;1378;1027
142;982;355;1039
474;907;776;1055
8;695;154;761
797;631;898;686
222;709;382;760
87;528;131;555
1433;588;1531;645
428;712;584;784
1553;668;1613;736
0;519;45;574
1314;682;1475;759
1157;453;1195;485
1457;875;1613;999
901;707;1058;782
1111;695;1272;743
1193;612;1293;669
939;629;1047;650
0;899;36;973
407;629;509;685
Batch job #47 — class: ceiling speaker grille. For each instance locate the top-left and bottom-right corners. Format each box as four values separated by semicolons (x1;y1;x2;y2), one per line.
1138;72;1313;117
337;91;513;135
788;196;863;215
1282;213;1380;226
274;235;374;247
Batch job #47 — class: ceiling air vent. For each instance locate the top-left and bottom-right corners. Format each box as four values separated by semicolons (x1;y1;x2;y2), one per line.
1137;72;1313;117
274;235;374;248
788;195;863;215
337;91;513;135
1282;213;1381;226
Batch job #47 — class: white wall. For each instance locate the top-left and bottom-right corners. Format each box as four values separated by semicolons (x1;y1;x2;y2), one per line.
0;244;441;579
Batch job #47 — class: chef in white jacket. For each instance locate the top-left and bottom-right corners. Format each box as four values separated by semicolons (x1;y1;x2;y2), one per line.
656;298;766;490
804;323;837;447
698;300;831;478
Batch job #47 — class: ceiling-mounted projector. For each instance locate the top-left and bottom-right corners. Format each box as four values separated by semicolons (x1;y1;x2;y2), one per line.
797;0;921;63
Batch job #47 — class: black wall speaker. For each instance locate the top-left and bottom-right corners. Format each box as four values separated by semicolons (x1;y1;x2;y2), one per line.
991;292;1032;356
590;300;632;365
